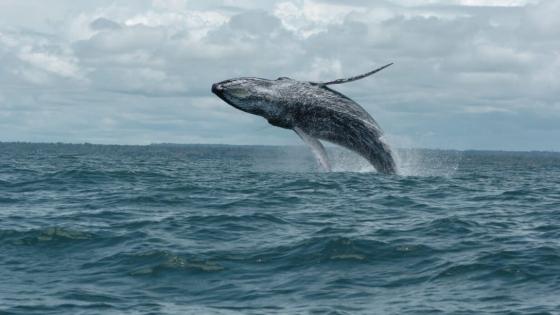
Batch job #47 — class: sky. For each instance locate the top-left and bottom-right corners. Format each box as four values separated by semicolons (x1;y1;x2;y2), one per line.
0;0;559;150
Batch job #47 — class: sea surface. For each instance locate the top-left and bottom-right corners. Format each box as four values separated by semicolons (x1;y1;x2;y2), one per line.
1;142;559;315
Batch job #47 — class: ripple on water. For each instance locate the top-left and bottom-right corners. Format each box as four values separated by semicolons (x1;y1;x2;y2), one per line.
1;227;95;246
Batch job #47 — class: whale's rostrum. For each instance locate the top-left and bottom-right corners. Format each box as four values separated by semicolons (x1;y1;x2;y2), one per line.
211;63;397;174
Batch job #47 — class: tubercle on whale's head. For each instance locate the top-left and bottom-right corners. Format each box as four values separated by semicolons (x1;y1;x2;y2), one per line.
211;77;287;118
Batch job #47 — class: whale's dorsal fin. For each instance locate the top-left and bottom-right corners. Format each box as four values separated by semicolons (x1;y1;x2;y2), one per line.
311;63;393;86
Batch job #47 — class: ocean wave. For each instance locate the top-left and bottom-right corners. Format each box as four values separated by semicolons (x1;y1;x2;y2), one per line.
1;227;96;245
0;196;19;203
225;236;439;268
416;217;481;236
89;250;225;276
186;213;289;225
431;246;560;284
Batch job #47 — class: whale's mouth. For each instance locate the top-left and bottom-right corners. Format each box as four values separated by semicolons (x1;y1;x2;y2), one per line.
211;82;243;111
211;83;222;95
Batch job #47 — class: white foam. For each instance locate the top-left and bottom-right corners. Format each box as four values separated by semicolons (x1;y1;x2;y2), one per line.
394;149;462;177
327;146;462;177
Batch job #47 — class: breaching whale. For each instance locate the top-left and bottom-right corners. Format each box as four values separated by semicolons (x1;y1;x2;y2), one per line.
211;63;397;174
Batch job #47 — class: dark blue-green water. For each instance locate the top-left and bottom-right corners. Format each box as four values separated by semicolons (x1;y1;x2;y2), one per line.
1;142;559;314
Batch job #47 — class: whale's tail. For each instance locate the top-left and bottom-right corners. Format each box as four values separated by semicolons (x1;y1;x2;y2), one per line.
312;63;393;87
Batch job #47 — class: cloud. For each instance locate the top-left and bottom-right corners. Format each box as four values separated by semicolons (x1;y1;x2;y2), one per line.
18;47;82;79
0;0;559;150
90;17;122;30
152;0;189;11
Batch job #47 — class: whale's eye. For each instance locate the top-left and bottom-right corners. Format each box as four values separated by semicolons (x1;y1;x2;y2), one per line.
228;88;251;99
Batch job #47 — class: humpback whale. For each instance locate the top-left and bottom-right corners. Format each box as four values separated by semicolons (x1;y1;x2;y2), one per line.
211;63;397;174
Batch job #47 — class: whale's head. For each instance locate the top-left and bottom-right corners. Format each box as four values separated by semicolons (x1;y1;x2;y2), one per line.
212;77;287;118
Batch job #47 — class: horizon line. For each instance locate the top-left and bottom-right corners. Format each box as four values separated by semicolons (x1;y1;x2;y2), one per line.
1;141;559;154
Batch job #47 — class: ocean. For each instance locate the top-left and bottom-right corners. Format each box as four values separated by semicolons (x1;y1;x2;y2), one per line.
1;142;559;314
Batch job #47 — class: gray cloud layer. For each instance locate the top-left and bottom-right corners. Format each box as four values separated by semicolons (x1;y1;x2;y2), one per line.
0;0;559;150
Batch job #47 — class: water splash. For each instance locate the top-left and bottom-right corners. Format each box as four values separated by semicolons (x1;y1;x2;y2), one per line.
394;148;462;177
326;146;462;177
328;147;374;173
220;144;462;176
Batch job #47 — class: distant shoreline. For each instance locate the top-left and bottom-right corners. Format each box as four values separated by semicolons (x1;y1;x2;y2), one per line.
0;141;558;154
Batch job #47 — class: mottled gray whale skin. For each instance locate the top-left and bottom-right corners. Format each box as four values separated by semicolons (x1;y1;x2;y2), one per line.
211;63;397;174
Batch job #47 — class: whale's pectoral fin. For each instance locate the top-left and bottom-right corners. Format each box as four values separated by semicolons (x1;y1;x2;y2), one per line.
294;127;331;172
268;118;291;129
